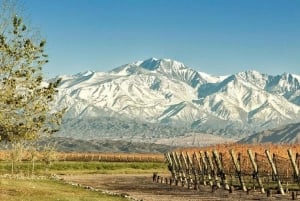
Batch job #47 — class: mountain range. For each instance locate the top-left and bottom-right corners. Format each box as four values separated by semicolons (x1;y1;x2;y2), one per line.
52;58;300;144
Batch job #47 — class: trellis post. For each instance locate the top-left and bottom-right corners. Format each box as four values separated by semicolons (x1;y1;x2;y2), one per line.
247;149;265;193
165;152;176;183
181;152;193;188
213;150;230;190
205;151;221;188
229;149;247;192
193;152;206;186
265;150;285;195
288;149;299;182
200;151;211;186
186;152;198;189
175;152;187;186
171;152;181;185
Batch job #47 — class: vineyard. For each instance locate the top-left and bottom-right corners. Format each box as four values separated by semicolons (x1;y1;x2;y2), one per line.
0;151;164;163
162;143;300;199
54;152;164;162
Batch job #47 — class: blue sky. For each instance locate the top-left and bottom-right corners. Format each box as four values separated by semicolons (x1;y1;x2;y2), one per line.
23;0;300;77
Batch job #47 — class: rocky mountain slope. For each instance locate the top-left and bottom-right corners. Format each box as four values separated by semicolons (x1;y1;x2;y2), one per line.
239;122;300;144
52;58;300;142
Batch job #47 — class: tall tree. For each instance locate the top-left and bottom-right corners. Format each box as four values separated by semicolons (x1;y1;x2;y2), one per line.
0;1;64;144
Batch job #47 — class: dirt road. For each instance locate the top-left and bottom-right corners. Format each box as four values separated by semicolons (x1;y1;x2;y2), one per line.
62;174;297;201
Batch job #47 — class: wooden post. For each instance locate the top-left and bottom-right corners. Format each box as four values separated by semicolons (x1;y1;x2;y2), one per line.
161;176;164;183
186;152;197;189
213;150;229;190
165;152;176;182
153;172;158;182
265;150;285;195
181;152;192;188
288;149;299;182
247;149;265;193
180;152;188;170
193;152;206;186
267;189;272;197
175;152;187;186
200;151;211;186
170;152;180;185
205;151;220;188
292;191;297;200
229;149;247;192
165;152;172;168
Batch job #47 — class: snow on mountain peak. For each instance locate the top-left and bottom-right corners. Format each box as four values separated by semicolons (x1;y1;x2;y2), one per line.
139;57;160;70
198;72;228;83
110;58;206;88
265;73;300;97
234;70;268;89
237;70;266;81
78;70;95;77
138;58;187;72
292;74;300;81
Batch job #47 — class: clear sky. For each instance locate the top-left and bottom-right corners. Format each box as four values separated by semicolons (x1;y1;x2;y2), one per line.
23;0;300;77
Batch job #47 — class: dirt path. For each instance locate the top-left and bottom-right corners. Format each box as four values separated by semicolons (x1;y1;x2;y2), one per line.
62;174;296;201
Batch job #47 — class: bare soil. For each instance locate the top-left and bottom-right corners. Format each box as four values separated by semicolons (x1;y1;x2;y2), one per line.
62;174;298;201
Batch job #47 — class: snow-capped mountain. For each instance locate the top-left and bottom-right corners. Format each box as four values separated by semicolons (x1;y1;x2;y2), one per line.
53;58;300;140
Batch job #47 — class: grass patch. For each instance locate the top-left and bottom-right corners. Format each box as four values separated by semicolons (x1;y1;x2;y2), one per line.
48;161;168;174
0;160;169;200
0;177;129;201
0;161;168;175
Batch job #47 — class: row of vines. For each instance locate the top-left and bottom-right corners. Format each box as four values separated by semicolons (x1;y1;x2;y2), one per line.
165;143;300;197
0;151;165;163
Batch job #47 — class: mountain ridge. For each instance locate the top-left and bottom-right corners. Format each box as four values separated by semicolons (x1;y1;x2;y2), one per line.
239;122;300;144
